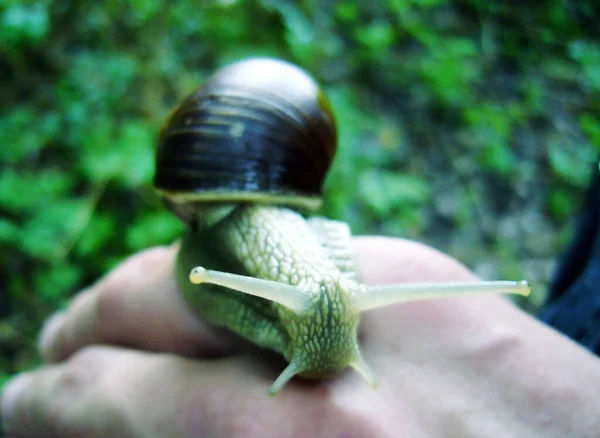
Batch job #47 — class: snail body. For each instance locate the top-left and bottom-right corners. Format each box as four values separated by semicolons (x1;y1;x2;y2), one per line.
154;58;530;395
176;205;367;392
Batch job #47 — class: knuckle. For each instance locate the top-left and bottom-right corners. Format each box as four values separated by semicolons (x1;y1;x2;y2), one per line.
60;347;105;391
44;348;109;437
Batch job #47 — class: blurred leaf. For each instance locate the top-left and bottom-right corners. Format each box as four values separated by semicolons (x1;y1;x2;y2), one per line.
0;219;19;243
126;211;183;251
33;263;81;305
0;2;49;45
75;213;116;257
260;1;315;61
412;0;448;6
358;170;431;216
464;103;515;175
418;38;480;105
128;0;162;22
20;198;91;259
335;2;358;21
580;114;600;150
0;109;60;165
355;21;395;52
115;121;156;186
79;119;154;186
547;187;578;221
548;140;595;188
0;169;73;213
569;40;600;92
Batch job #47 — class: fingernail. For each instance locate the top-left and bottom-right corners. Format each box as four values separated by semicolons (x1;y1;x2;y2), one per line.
1;373;32;431
39;312;66;362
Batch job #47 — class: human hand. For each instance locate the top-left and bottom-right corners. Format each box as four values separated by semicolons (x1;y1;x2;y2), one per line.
2;237;600;437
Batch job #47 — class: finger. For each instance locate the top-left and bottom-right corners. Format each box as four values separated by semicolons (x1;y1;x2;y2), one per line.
1;346;395;438
40;245;242;363
353;236;478;285
2;347;157;437
2;348;118;437
352;236;526;351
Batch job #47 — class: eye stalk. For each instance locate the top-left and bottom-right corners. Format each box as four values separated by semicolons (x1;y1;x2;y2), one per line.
190;265;530;315
189;267;313;314
352;280;530;312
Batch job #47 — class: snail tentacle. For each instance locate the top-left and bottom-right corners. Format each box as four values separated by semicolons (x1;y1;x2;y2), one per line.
350;353;379;389
269;359;306;396
189;266;312;314
352;281;531;313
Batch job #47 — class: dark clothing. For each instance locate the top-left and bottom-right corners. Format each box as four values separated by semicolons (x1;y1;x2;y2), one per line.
539;165;600;355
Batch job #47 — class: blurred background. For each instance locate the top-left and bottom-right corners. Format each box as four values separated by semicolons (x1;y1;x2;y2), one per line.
1;0;598;384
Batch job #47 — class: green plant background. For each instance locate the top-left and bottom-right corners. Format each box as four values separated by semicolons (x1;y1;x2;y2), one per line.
1;0;599;385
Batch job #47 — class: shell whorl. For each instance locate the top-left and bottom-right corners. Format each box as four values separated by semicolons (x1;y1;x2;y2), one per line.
154;58;337;221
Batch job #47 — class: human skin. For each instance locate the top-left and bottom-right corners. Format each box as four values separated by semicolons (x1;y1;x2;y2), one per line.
2;237;600;437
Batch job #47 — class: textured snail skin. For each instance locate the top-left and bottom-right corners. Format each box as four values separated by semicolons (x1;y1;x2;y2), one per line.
176;205;364;382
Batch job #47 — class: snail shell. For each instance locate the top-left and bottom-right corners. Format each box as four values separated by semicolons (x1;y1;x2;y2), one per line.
154;58;337;223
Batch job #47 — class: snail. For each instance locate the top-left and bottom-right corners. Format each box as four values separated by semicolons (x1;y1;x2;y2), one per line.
153;58;530;395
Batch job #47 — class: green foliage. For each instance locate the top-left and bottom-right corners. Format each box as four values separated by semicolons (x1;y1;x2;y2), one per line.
358;170;431;233
1;0;598;379
580;114;600;149
0;2;49;46
548;140;596;188
418;38;480;107
547;187;578;222
569;40;600;93
463;103;517;175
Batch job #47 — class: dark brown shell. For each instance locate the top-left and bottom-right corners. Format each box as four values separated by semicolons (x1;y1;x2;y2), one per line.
154;58;337;219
